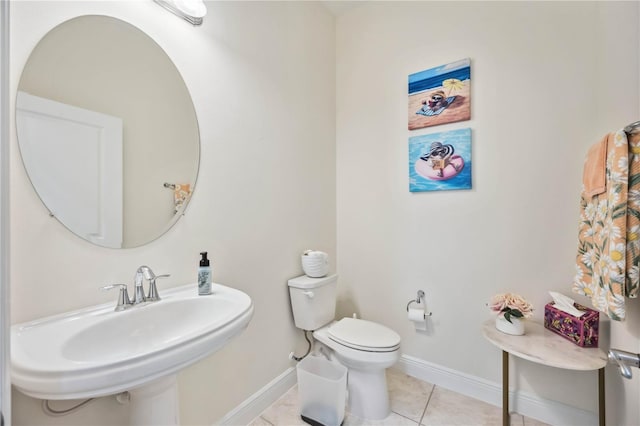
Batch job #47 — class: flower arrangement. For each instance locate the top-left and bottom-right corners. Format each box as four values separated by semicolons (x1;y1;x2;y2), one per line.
489;293;533;323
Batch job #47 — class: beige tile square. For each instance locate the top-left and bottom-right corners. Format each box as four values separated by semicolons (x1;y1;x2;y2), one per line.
387;369;434;422
345;411;419;426
421;386;504;426
257;373;533;426
247;415;274;426
523;416;550;426
510;413;525;426
260;385;307;426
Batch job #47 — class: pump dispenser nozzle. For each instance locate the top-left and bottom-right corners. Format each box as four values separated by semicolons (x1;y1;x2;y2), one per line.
200;251;210;267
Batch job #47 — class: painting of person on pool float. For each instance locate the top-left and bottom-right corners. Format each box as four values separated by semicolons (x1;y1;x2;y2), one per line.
409;128;471;192
408;58;471;130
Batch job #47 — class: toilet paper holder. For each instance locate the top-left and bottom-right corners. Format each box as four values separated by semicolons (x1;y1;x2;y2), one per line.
406;290;432;318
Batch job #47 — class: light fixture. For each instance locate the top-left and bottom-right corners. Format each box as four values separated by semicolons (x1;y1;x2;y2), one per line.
154;0;207;26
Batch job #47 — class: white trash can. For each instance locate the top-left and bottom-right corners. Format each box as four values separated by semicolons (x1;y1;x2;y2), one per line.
296;356;347;426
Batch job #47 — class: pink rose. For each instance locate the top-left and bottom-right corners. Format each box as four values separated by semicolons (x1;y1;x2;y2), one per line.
488;293;507;312
505;293;533;318
488;293;533;318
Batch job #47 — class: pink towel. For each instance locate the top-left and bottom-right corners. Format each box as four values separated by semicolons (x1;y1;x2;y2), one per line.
583;135;607;197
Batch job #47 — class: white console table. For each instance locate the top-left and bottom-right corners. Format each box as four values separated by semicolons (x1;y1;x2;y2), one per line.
482;320;608;426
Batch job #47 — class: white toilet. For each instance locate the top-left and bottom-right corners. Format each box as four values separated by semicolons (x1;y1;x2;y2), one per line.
288;274;401;420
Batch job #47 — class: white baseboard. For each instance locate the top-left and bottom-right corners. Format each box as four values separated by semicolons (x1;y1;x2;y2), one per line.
395;354;598;426
216;367;296;426
217;354;598;426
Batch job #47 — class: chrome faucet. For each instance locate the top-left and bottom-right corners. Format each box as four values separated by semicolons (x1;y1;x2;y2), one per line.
608;348;640;379
102;266;170;311
133;265;154;304
147;273;170;302
133;265;170;304
101;284;132;311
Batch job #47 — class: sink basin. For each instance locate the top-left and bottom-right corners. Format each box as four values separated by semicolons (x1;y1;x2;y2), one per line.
12;283;253;400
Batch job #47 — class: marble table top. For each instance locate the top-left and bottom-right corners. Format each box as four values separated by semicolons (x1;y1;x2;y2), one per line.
482;319;607;371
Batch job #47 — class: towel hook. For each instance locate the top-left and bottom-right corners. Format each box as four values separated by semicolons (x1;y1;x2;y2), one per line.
406;290;433;317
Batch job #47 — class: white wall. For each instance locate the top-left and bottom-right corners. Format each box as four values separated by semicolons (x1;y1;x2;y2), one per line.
10;1;335;425
336;1;639;424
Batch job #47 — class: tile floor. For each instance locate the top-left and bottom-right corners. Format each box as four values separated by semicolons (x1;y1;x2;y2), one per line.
250;369;549;426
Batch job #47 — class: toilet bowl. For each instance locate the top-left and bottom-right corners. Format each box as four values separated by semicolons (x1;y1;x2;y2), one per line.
313;318;400;420
287;275;401;421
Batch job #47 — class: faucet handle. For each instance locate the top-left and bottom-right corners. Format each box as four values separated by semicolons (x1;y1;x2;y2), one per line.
101;284;132;311
147;274;170;302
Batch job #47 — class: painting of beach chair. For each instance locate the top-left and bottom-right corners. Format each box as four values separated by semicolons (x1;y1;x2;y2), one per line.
408;58;471;130
416;93;457;116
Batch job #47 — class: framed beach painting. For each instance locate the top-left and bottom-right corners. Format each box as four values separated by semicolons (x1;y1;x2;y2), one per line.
408;58;471;130
409;128;472;192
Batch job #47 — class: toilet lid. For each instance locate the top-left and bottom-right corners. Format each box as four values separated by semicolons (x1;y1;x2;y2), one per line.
327;318;400;352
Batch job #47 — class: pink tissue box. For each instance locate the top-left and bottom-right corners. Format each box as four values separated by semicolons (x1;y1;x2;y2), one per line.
543;302;599;347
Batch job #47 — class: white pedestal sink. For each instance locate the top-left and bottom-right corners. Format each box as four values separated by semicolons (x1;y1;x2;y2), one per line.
129;375;180;426
11;283;253;425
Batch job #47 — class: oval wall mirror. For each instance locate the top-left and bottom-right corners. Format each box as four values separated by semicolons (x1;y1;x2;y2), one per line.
16;15;200;249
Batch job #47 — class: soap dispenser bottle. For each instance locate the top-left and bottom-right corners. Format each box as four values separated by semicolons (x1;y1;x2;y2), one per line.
198;251;212;295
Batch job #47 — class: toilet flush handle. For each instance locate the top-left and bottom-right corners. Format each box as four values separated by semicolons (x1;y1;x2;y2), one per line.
303;291;314;299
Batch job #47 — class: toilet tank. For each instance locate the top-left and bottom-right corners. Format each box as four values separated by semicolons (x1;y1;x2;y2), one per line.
288;274;337;331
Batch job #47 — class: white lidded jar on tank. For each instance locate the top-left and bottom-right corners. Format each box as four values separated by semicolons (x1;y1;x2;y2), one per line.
288;274;337;331
301;250;329;278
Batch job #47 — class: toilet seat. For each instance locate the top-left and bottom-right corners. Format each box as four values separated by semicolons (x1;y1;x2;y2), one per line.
327;318;400;352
